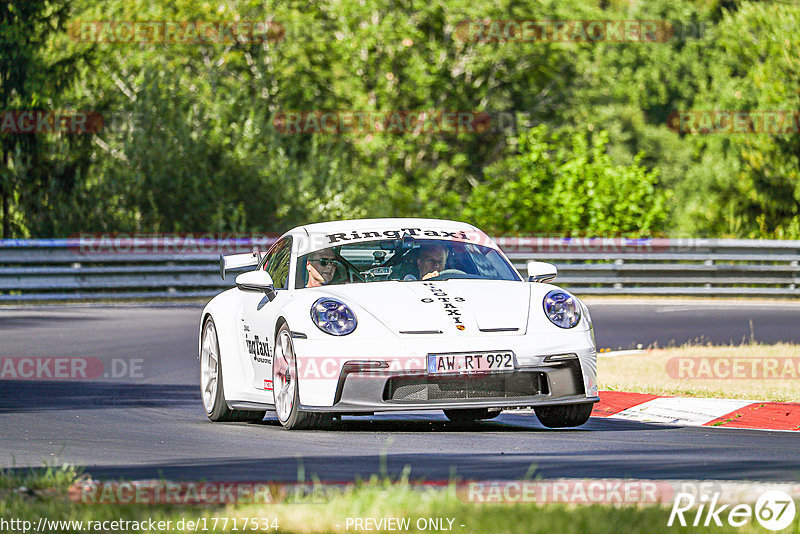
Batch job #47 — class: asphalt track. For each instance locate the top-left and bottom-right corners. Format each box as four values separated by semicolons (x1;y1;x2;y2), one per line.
1;301;799;482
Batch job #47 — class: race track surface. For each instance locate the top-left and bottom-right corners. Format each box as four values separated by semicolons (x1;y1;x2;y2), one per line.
1;301;799;482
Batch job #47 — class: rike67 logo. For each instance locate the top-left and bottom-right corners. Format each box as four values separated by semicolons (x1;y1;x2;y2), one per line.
669;490;796;531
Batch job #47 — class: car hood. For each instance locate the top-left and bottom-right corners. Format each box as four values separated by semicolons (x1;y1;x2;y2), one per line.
320;280;531;335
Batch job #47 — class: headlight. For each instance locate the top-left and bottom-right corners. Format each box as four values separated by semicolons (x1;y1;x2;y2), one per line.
311;298;357;336
543;290;581;329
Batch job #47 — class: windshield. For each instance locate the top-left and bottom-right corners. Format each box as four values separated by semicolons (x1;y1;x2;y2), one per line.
296;238;521;288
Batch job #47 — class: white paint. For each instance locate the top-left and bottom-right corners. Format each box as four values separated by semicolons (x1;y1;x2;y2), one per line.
610;397;754;425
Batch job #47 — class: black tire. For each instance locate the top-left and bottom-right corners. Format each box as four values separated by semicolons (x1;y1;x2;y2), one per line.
443;408;501;423
534;403;593;428
201;317;266;423
272;323;333;430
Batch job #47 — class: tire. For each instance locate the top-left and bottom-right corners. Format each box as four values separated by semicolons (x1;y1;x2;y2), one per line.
534;403;593;428
443;408;501;423
201;317;266;422
272;323;332;430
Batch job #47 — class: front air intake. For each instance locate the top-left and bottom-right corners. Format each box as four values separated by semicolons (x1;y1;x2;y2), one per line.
383;372;548;402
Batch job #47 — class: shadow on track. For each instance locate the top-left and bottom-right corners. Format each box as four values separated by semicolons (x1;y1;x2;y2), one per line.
0;381;197;413
249;412;682;434
0;314;108;328
59;423;800;482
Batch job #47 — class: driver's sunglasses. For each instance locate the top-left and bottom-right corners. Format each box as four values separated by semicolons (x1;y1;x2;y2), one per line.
309;258;339;267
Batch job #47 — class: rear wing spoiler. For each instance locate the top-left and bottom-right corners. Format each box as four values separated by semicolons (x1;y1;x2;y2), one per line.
219;250;262;280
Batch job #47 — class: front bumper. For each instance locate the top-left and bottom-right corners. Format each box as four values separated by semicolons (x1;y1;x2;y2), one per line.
292;330;598;412
301;358;597;413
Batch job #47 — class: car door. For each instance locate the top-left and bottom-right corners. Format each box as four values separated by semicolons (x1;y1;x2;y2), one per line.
239;236;293;393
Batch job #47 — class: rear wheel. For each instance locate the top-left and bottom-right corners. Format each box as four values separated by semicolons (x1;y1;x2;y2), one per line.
201;317;266;422
443;408;501;423
272;323;332;430
534;403;593;428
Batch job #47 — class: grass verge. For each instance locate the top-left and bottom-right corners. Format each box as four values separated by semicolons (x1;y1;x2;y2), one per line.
3;466;798;534
599;343;800;401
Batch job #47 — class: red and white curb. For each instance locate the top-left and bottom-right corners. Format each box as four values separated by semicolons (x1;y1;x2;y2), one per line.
594;391;800;431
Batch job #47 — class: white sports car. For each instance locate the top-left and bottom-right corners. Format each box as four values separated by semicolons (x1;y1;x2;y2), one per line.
199;218;598;429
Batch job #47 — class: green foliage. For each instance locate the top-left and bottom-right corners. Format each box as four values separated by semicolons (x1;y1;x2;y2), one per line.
464;126;669;236
0;0;798;237
675;2;800;238
0;0;92;237
5;466;791;534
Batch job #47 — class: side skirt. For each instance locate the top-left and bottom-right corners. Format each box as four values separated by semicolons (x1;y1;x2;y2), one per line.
228;400;275;411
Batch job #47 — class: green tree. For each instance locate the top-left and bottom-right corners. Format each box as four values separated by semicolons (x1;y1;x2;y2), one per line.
0;0;90;237
7;0;798;238
464;125;669;236
675;2;800;237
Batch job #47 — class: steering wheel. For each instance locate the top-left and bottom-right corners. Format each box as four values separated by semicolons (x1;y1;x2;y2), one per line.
426;269;466;280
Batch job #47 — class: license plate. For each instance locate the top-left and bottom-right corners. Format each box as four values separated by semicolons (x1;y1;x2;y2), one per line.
426;351;516;374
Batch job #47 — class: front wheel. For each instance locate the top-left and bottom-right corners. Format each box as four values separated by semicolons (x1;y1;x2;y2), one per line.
534;403;593;428
272;323;332;430
201;317;266;422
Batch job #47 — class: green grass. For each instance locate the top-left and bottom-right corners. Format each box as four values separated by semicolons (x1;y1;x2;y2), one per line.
3;467;799;533
0;462;80;492
599;342;800;402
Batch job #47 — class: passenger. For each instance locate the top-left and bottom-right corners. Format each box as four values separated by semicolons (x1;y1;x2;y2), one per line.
306;249;339;287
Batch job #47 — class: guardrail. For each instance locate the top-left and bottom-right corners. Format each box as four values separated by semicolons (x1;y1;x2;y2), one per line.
0;237;798;301
497;237;800;296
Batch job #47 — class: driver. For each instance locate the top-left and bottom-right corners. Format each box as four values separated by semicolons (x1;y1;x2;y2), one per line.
306;249;339;287
416;243;448;280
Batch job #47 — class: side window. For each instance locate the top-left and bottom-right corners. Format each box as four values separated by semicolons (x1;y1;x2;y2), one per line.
264;238;292;290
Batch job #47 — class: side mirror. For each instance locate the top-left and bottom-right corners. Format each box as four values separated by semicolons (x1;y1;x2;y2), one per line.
235;271;276;299
527;261;557;283
219;251;260;280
